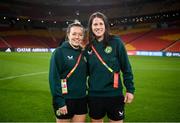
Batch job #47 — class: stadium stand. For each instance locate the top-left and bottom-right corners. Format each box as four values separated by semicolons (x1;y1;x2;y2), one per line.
114;28;152;44
0;28;65;48
0;26;179;52
163;40;180;52
119;27;180;51
0;0;179;52
4;35;48;48
0;38;9;48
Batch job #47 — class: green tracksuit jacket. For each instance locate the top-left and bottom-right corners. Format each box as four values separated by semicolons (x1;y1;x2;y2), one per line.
86;35;135;97
49;41;87;108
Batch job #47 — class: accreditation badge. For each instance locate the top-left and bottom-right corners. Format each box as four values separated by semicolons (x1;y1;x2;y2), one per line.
61;79;68;94
104;46;112;54
113;72;119;88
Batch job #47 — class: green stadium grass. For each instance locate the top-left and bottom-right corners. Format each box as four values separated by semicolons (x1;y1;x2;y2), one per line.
0;52;180;122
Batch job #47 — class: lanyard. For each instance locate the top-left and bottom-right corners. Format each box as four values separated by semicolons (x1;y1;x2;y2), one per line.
66;52;82;79
91;45;113;73
91;45;119;88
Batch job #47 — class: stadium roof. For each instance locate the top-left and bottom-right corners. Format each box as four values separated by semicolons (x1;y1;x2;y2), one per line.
0;0;179;22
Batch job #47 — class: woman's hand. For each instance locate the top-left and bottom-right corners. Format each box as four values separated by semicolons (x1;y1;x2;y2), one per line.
57;105;68;115
124;92;134;104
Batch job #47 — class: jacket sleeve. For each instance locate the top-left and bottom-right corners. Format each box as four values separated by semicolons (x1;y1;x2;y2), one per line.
116;37;135;94
49;49;65;108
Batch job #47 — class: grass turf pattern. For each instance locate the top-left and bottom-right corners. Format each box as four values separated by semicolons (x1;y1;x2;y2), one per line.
0;52;180;122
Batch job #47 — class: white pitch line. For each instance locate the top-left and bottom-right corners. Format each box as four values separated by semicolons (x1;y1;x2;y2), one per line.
0;71;48;81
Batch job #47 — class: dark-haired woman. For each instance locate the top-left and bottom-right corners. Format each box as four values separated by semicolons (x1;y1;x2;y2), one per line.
86;12;135;123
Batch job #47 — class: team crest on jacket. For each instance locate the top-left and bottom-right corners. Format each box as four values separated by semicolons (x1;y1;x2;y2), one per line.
67;55;73;60
104;46;112;54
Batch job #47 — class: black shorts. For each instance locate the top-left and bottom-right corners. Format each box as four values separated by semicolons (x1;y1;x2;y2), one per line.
88;96;125;121
53;97;87;119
